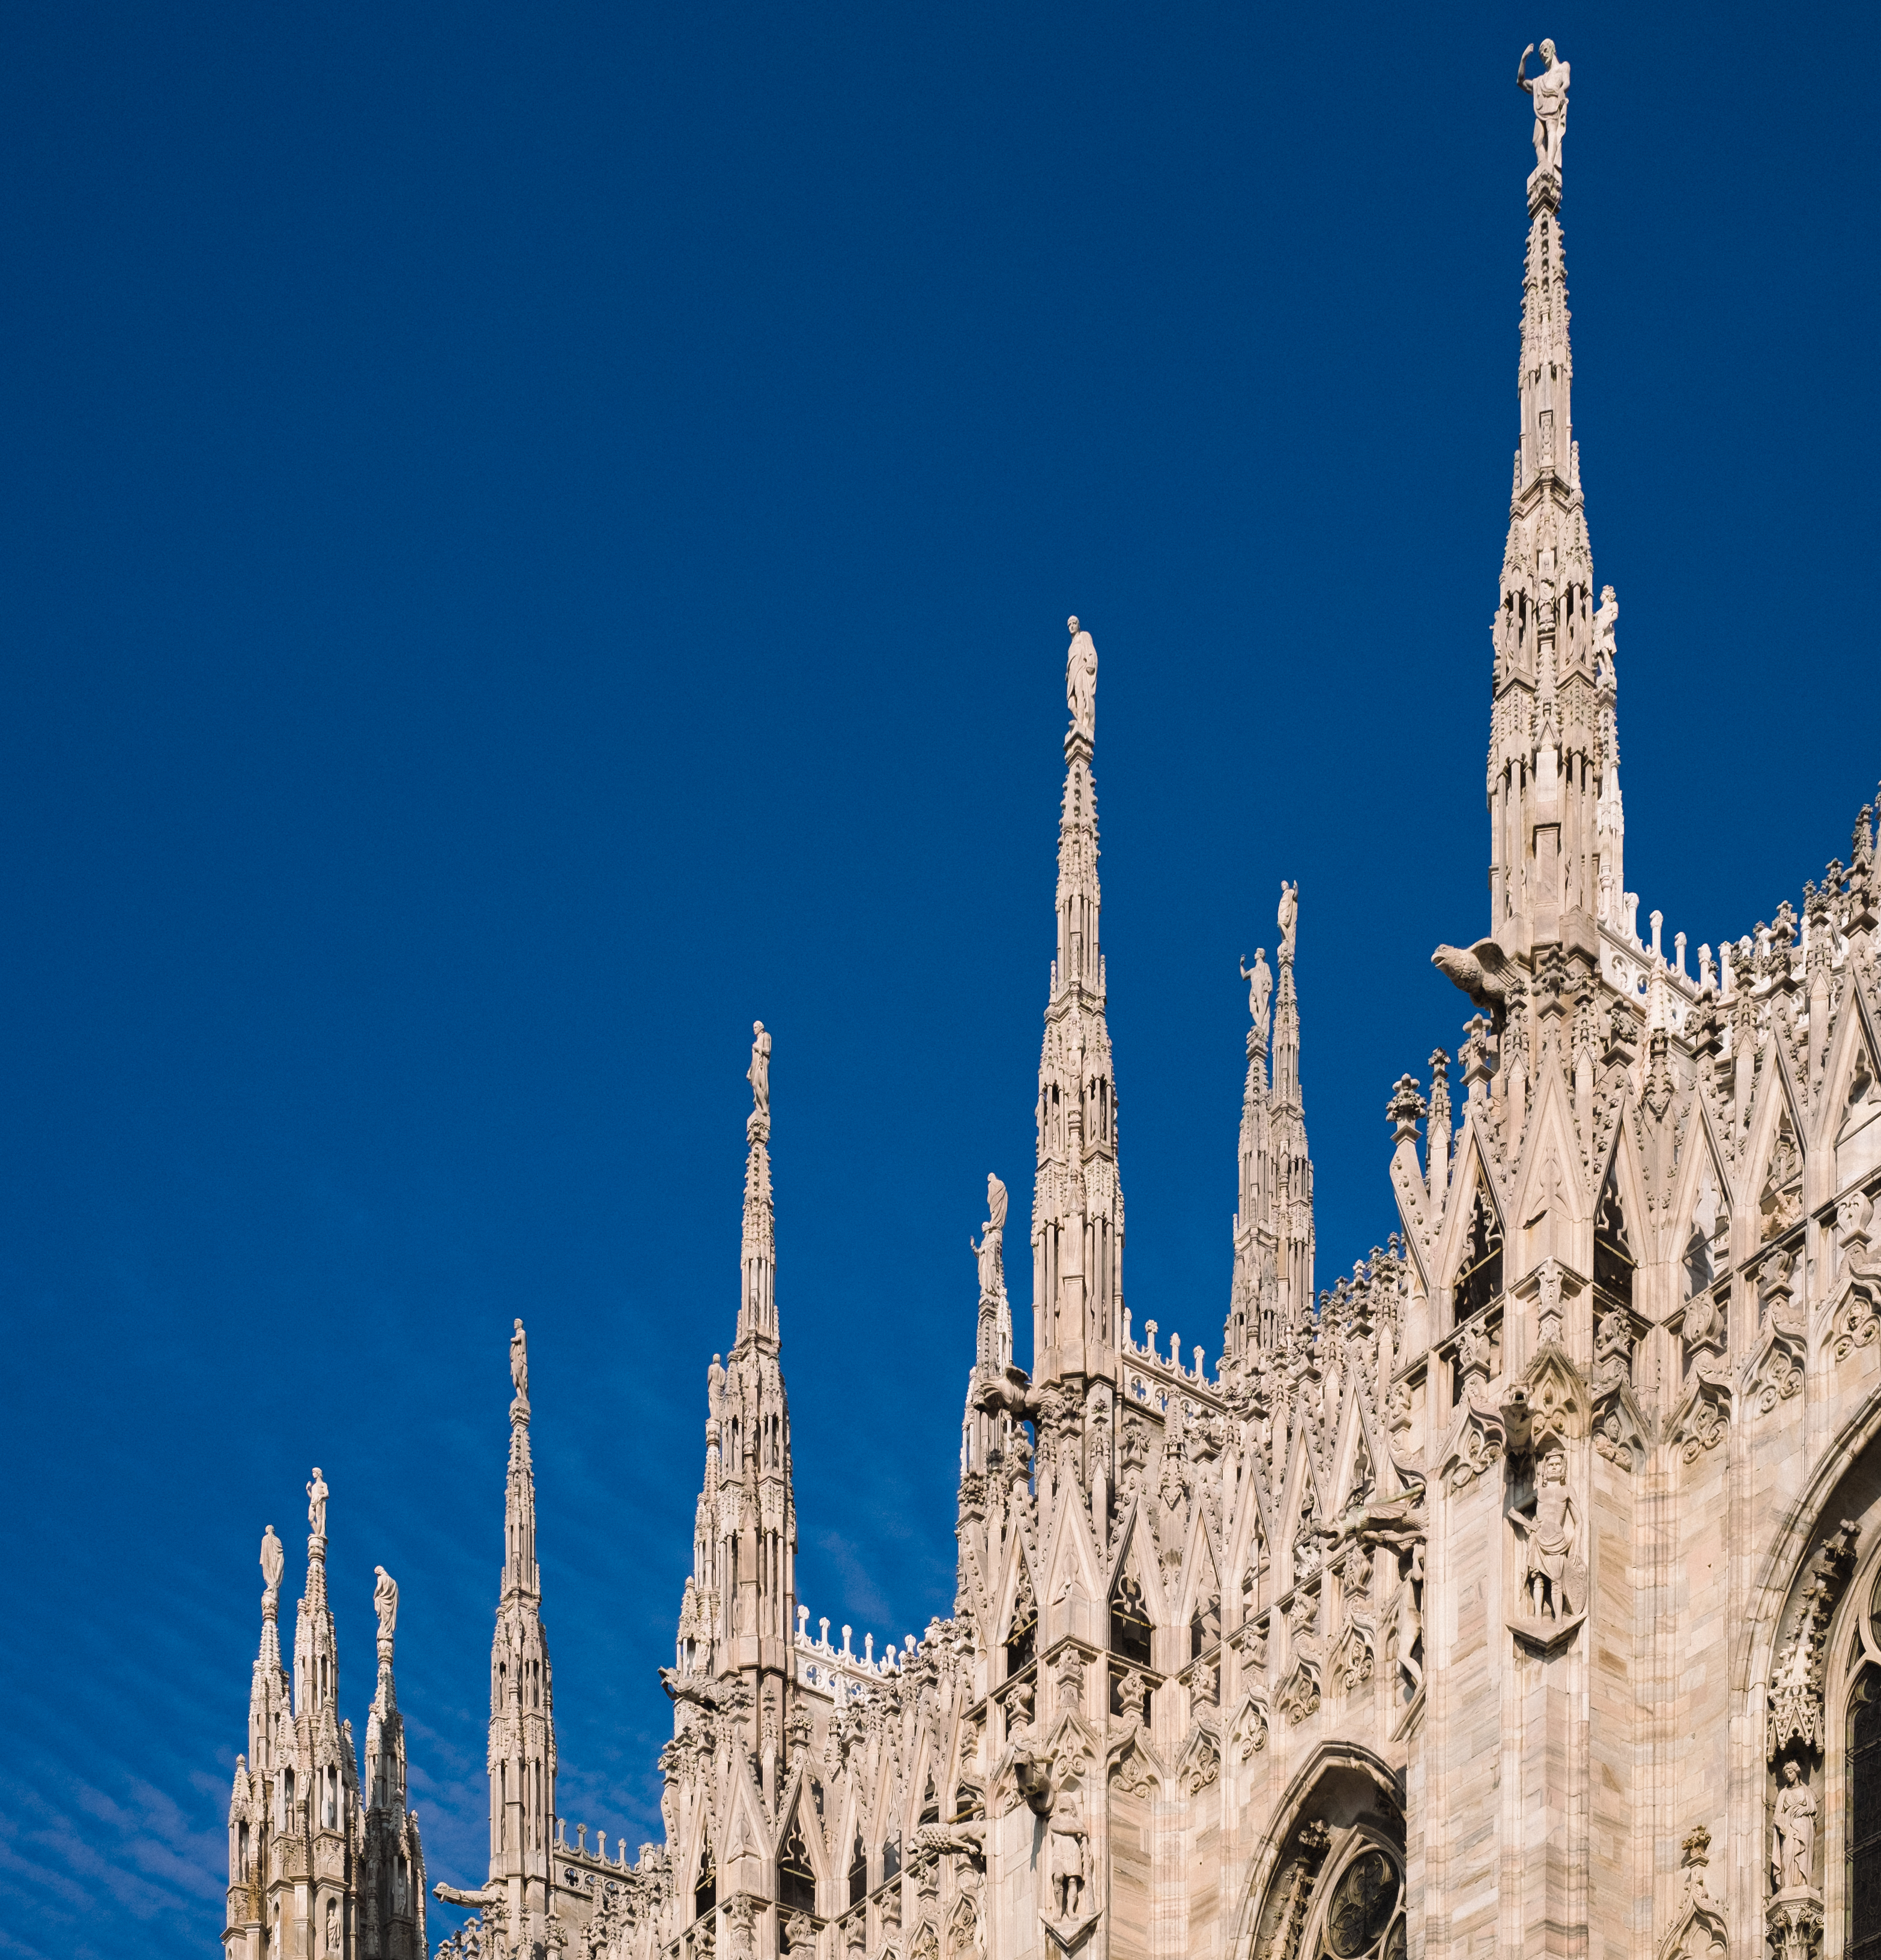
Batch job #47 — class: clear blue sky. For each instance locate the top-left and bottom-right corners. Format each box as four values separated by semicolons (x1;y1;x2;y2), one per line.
2;7;1873;1956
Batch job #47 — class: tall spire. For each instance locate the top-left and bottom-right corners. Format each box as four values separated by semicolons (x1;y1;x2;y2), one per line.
1488;40;1621;961
1032;616;1125;1380
671;1027;797;1798
487;1321;556;1937
1225;949;1273;1367
737;1020;777;1350
362;1567;426;1959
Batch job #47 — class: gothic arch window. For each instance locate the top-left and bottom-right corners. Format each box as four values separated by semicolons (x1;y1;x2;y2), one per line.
1252;1815;1405;1960
1004;1574;1037;1677
1452;1181;1503;1325
1110;1570;1153;1669
1838;1047;1881;1195
777;1809;817;1916
1852;1675;1881;1960
1593;1169;1634;1310
848;1833;867;1907
693;1834;715;1922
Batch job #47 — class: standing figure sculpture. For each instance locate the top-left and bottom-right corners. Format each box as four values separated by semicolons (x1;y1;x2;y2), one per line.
748;1020;771;1115
1277;881;1298;964
1048;1780;1088;1920
1066;616;1097;742
1516;40;1570;179
1772;1759;1817;1892
306;1468;329;1539
373;1565;399;1653
1507;1445;1584;1620
510;1317;529;1402
969;1172;1008;1298
1240;949;1273;1044
260;1525;284;1601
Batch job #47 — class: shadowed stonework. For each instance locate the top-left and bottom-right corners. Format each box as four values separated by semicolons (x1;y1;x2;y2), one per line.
214;43;1881;1960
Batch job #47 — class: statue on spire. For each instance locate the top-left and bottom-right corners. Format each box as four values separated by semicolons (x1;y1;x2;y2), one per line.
1240;950;1273;1045
260;1525;284;1602
1066;616;1097;742
1277;882;1298;964
510;1318;529;1402
748;1020;772;1116
970;1173;1008;1298
373;1565;399;1656
306;1468;329;1538
1516;40;1569;180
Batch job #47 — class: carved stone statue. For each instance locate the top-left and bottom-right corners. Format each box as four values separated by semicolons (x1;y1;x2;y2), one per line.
1772;1759;1816;1892
306;1468;329;1539
1508;1446;1584;1621
986;1171;1007;1232
260;1525;284;1599
1593;584;1618;679
374;1565;399;1651
748;1020;771;1114
510;1318;529;1402
1240;949;1273;1044
1066;616;1097;741
1516;40;1570;178
1277;882;1298;964
1047;1779;1088;1920
970;1173;1007;1298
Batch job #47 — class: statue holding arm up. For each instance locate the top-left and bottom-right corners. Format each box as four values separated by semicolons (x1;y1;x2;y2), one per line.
1517;40;1570;179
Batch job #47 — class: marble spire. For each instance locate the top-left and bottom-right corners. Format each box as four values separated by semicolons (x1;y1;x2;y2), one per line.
1031;615;1125;1380
488;1319;556;1934
736;1020;777;1351
1488;38;1622;960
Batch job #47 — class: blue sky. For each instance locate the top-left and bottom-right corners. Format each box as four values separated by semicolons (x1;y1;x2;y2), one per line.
1;5;1874;1955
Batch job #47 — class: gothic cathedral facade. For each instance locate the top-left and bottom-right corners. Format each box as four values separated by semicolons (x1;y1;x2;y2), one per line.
218;47;1881;1960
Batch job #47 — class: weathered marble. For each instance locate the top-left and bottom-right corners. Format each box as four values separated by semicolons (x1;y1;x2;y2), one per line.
217;41;1881;1960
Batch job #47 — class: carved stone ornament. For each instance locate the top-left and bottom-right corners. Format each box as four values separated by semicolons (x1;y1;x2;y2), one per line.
1230;1692;1269;1761
1274;1654;1322;1726
1669;1363;1732;1466
1658;1825;1727;1960
1329;1616;1377;1693
1768;1523;1860;1759
1442;1391;1507;1493
1767;1893;1824;1960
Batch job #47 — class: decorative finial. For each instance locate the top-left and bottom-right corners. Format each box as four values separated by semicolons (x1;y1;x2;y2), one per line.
1066;617;1097;744
306;1468;329;1540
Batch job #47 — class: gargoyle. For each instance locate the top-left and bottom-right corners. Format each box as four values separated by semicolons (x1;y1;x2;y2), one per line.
909;1818;988;1871
972;1363;1042;1422
1432;937;1513;1017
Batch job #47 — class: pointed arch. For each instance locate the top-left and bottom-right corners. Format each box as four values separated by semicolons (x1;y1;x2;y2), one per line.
1450;1171;1505;1326
1829;996;1881;1197
775;1796;819;1916
1592;1155;1635;1310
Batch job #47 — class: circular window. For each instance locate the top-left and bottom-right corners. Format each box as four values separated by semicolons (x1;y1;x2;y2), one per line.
1324;1850;1400;1958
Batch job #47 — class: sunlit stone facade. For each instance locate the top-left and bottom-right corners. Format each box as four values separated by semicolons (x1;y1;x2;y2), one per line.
217;45;1881;1960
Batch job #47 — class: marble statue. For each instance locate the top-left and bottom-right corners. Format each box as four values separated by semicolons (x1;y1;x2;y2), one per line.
748;1020;771;1114
1517;39;1569;177
374;1565;399;1647
1066;616;1097;740
260;1525;283;1600
1277;882;1298;963
1772;1760;1816;1892
1509;1447;1583;1621
306;1469;329;1539
970;1173;1008;1297
1241;949;1273;1042
510;1318;529;1401
1048;1781;1088;1920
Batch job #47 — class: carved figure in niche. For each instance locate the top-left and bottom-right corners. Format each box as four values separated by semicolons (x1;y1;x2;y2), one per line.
1507;1446;1584;1621
1047;1780;1088;1920
1772;1759;1816;1893
747;1021;771;1115
510;1319;529;1400
1277;882;1298;964
1396;1543;1426;1692
306;1468;329;1538
1240;950;1273;1045
1066;617;1097;740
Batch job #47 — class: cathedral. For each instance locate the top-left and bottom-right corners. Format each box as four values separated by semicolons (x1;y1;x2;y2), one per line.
217;44;1881;1960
